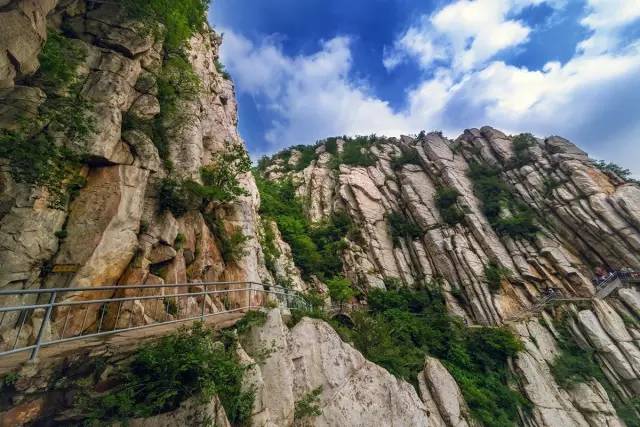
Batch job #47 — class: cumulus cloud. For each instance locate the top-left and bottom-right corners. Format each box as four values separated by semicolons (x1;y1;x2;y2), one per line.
383;0;544;72
221;32;410;154
220;0;640;169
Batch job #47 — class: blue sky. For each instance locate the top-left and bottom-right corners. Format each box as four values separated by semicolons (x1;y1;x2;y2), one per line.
210;0;640;173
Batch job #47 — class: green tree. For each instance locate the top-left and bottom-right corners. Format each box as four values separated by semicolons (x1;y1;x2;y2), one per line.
326;276;355;305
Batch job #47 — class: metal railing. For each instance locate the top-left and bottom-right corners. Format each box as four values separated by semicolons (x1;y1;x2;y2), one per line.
594;270;640;289
0;281;307;361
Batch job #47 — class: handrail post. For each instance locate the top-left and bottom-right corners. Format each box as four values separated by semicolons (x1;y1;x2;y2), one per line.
30;291;56;360
201;284;207;321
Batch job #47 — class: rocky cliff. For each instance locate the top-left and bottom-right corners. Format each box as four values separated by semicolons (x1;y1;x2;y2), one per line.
0;1;639;427
256;129;640;426
0;0;275;347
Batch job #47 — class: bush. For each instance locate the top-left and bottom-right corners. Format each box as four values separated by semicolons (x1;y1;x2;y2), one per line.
158;146;251;216
331;288;528;427
215;59;231;80
122;0;209;51
468;162;539;240
288;290;329;327
294;386;323;421
152;54;201;169
326;276;355;305
508;133;536;169
261;220;281;279
324;137;339;155
341;136;377;167
484;262;511;293
390;148;421;170
235;310;267;334
594;160;638;184
435;186;465;226
78;323;253;425
158;177;199;217
290;144;317;171
0;31;93;208
382;276;403;290
174;233;186;249
388;211;422;246
207;216;249;264
255;174;352;281
195;144;251;204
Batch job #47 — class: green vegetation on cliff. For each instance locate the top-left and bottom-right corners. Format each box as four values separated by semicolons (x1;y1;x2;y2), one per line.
330;287;529;427
255;174;354;283
0;31;93;208
79;323;253;425
123;0;209;51
551;315;640;427
435;186;465;226
468;161;539;239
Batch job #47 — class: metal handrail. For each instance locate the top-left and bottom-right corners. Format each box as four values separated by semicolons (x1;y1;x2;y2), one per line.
0;281;307;361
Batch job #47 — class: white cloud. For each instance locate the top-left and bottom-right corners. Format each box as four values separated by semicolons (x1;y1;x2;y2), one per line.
578;0;640;54
220;33;411;154
383;0;545;72
219;0;640;171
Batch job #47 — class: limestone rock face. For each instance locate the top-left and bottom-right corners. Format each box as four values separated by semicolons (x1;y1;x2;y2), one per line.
241;310;432;427
0;1;280;338
261;128;640;426
418;357;475;427
0;0;58;88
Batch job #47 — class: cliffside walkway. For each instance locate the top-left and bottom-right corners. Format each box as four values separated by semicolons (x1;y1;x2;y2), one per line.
506;271;640;321
0;281;307;371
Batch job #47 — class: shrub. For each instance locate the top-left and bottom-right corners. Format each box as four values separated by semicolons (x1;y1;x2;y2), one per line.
34;31;86;90
78;323;253;425
255;174;351;281
508;133;536;169
195;144;251;204
388;211;422;246
235;310;267;334
173;233;186;249
341;136;377;167
468;162;539;240
484;262;511;293
158;177;199;217
0;372;18;390
550;317;605;388
326;276;355;305
435;186;465;226
542;177;562;196
207;216;249;264
122;0;209;51
0;31;93;208
290;144;317;171
294;386;323;421
382;276;403;290
215;59;231;80
158;146;250;215
152;54;201;169
594;160;638;184
324;137;338;155
261;220;281;279
332;288;529;427
546;315;640;427
390;148;421;170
